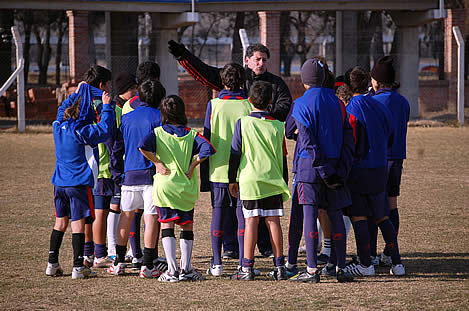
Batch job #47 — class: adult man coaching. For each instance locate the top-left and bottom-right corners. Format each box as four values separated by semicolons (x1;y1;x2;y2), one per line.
168;41;292;258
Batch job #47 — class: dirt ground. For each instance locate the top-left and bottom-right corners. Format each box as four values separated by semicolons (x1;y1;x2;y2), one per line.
0;126;468;310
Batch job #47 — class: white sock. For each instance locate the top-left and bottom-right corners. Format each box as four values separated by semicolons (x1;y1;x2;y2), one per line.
162;236;178;274
307;266;317;274
180;238;193;272
106;210;120;256
343;216;352;239
322;238;332;257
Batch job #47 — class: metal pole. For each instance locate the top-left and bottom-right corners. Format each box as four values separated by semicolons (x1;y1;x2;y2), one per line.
239;28;249;62
452;26;465;126
12;26;25;132
335;11;343;75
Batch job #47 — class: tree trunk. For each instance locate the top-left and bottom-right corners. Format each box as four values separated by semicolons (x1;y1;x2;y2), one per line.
280;11;293;76
231;12;245;64
357;12;376;71
56;13;66;85
371;12;385;65
0;10;13;86
22;11;33;85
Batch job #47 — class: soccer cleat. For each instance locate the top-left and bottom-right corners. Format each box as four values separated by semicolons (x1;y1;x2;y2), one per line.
83;255;95;268
72;265;97;279
207;261;223;277
317;253;330;265
370;255;380;266
93;256;112;268
299;245;306;254
321;264;337;277
237;265;261;276
179;269;206;281
390;264;406;276
139;265;162;278
158;271;180;283
107;262;126;275
285;264;299;278
380;253;392;267
270;266;288;281
289;269;321;283
344;263;375;276
222;250;238;259
131;256;143;269
230;267;255;281
46;263;63;277
336;268;354;283
153;257;169;273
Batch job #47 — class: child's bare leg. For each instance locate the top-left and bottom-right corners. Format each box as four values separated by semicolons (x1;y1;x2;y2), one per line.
117;210;136;246
93;209;109;245
243;216;259;260
264;216;283;258
142;214;159;268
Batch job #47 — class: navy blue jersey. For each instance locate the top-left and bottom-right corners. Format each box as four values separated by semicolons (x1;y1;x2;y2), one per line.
373;89;409;160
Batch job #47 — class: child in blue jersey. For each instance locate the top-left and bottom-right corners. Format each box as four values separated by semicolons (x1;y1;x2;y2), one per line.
228;81;290;281
139;95;216;282
285;59;354;283
108;79;167;277
344;67;405;277
202;63;252;277
370;57;410;266
46;80;115;279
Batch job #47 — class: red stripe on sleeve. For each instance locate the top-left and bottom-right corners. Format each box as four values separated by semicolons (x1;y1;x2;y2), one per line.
196;132;217;153
339;100;346;122
180;60;222;91
349;114;357;145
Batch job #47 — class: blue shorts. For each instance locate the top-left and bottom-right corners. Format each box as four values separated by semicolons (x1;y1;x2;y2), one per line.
54;186;95;222
156;206;194;225
347;192;389;220
387;160;403;197
293;181;321;206
319;185;352;210
93;178;114;197
210;183;237;209
94;195;111;210
111;183;121;205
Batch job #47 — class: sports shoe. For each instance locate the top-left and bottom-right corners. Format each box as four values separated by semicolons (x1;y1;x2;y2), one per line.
46;263;63;277
93;256;112;268
299;245;306;254
72;265;97;279
390;264;406;276
207;261;223;277
285;264;299;278
237;265;261;276
321;264;337;277
222;250;238;259
260;250;274;258
179;269;206;281
317;253;330;265
370;255;380;266
230;267;255;281
336;268;354;283
344;263;375;276
289;269;320;283
83;255;94;268
131;256;143;269
139;265;162;278
380;253;392;267
158;271;179;282
153;257;168;273
270;266;288;280
108;262;126;275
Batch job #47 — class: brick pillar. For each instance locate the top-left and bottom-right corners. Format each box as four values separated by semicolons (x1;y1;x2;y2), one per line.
67;11;89;83
444;8;466;112
258;11;281;76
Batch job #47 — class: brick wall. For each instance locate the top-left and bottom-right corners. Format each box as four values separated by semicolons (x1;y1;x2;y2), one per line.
259;11;281;76
67;11;89;83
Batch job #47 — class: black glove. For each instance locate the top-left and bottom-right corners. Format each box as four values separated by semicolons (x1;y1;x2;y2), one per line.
168;40;186;58
323;174;344;190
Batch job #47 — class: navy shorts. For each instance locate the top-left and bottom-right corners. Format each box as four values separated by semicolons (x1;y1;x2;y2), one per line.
347;192;390;220
156;206;194;225
319;185;352;211
387;160;403;197
111;183;121;205
210;183;237;209
293;181;321;206
54;186;95;222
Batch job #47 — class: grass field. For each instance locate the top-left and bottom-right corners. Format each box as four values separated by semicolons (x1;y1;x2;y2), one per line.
0;126;468;310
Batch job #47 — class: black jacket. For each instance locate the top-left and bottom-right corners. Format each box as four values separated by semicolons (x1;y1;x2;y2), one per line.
176;49;292;122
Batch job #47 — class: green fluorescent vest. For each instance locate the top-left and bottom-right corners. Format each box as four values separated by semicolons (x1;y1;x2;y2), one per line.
238;116;291;202
209;97;252;183
152;127;198;211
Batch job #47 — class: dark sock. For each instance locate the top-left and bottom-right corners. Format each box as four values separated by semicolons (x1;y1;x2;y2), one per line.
143;247;155;269
48;229;65;264
115;244;127;265
95;243;107;259
129;212;143;259
273;256;285;267
328;208;346;269
222;205;238;255
72;233;85;267
367;218;378;257
242;257;254;268
389;208;400;235
287;199;303;265
84;241;94;257
303;204;318;269
378;219;402;265
211;207;225;265
236;203;245;266
352;220;371;267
